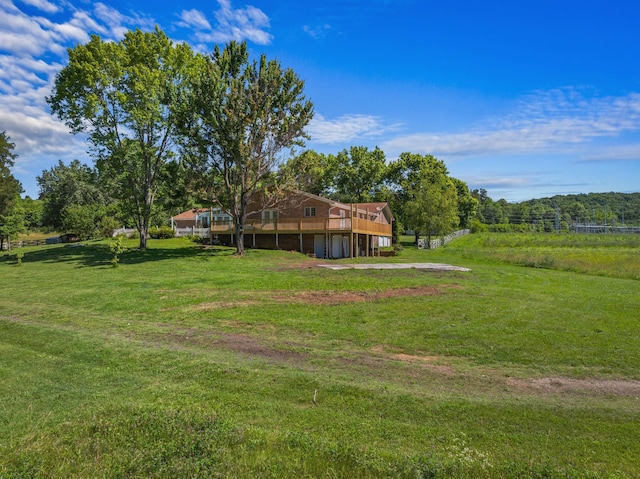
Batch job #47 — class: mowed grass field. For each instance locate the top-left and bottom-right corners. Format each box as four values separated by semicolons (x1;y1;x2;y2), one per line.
1;233;639;478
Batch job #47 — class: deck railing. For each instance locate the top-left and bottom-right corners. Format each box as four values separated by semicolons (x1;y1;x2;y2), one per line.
207;217;391;236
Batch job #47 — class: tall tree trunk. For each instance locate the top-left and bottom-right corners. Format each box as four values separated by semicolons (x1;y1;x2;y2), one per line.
139;226;148;249
234;193;248;255
234;216;245;256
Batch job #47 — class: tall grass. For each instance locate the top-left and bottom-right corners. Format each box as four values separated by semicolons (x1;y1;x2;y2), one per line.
439;232;640;279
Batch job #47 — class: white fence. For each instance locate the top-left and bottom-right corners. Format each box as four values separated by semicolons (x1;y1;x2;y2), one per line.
174;227;210;238
418;229;471;249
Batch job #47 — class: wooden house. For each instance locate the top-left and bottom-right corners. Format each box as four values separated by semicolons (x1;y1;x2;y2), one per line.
211;190;393;258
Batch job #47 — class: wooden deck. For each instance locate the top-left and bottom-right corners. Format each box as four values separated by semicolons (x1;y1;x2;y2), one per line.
209;217;392;236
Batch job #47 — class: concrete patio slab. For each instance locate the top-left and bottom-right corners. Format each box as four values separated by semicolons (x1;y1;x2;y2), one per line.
318;263;471;272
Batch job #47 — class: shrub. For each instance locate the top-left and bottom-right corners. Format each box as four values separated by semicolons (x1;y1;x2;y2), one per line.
61;205;101;240
149;226;176;239
109;235;127;267
99;216;120;239
471;219;488;233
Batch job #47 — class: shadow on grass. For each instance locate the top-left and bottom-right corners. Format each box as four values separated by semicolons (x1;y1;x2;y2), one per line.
1;240;236;268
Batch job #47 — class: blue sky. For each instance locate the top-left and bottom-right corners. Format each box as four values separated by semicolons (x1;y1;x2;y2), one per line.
1;0;639;201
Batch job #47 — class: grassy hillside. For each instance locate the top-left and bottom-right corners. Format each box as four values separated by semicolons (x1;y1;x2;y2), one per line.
1;234;638;478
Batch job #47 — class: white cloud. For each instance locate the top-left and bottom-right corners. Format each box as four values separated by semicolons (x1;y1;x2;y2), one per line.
463;175;531;190
0;0;155;195
303;23;331;39
178;0;273;46
93;3;154;40
382;89;640;159
177;9;212;31
579;144;640;162
18;0;59;14
308;113;401;144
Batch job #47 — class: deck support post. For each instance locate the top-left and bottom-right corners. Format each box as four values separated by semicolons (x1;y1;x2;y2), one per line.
350;232;354;258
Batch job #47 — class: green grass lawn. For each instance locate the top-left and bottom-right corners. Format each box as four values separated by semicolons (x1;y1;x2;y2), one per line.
1;233;639;478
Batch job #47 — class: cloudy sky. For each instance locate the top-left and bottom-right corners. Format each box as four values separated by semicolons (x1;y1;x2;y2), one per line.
1;0;639;201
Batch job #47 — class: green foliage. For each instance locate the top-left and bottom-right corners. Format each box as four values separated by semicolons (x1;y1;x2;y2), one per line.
0;206;26;251
0;131;22;218
181;40;313;255
0;132;24;250
451;177;478;228
406;169;459;240
487;223;532;233
327;146;387;202
18;196;43;229
61;204;105;239
385;153;470;239
148;225;176;239
470;218;488;233
15;249;24;265
98;215;119;239
108;234;127;267
473;190;640;228
278;150;331;196
37;160;108;230
48;28;199;250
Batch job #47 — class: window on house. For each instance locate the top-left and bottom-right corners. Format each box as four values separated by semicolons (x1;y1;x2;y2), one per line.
304;207;317;217
262;210;279;221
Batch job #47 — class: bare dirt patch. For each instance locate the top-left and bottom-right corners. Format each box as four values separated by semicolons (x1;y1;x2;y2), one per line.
507;376;640;397
151;327;308;363
370;345;457;375
216;333;308;363
189;299;262;311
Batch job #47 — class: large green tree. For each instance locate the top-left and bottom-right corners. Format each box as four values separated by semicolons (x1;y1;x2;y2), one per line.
48;28;198;249
0;132;22;216
451;177;478;229
405;171;459;244
182;41;313;255
37;160;107;230
277;150;330;196
0;132;24;250
327;146;387;203
385;153;451;241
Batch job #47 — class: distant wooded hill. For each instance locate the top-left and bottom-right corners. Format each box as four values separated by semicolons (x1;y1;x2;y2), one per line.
474;191;640;229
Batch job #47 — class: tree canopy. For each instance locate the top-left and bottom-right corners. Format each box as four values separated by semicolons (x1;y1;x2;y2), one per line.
47;28;199;249
0;132;24;250
0;132;22;217
37;160;108;230
181;41;313;255
327;146;387;203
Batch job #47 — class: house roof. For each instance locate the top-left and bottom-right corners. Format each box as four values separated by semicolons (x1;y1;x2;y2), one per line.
170;208;209;220
353;202;394;222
